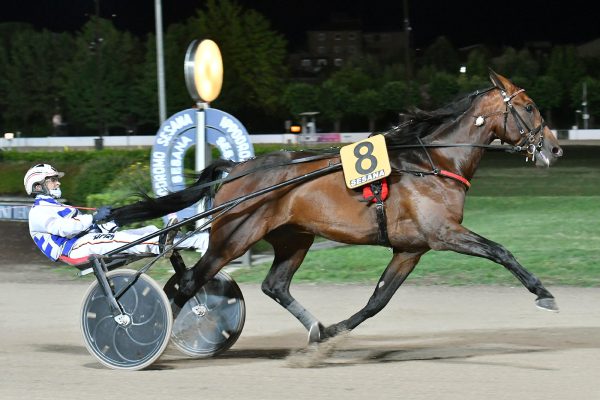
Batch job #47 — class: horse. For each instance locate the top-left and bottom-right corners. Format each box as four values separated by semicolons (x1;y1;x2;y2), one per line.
110;71;563;343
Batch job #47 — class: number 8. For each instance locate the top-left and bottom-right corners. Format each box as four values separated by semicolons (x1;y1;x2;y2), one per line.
354;142;378;174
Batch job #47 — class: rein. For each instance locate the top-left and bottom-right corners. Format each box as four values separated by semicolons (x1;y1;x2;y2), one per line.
186;84;542;195
187;151;340;193
188;141;520;194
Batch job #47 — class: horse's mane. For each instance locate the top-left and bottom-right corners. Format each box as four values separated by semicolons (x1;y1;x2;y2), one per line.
381;87;493;147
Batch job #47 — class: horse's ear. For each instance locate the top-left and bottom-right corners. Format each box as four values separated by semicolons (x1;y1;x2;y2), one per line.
488;69;506;90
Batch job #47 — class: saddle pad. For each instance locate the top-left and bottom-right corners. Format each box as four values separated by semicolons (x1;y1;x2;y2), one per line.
362;178;388;203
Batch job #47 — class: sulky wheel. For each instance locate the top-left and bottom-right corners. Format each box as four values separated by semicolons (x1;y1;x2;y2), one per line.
164;270;245;358
80;269;173;370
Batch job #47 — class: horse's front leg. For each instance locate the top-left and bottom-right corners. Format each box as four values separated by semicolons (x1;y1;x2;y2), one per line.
433;225;558;311
319;250;424;341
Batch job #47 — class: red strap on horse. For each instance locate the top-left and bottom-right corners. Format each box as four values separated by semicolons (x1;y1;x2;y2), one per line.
439;170;471;189
362;178;389;203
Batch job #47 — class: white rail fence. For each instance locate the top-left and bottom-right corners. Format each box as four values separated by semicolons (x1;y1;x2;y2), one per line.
1;130;598;151
0;132;374;150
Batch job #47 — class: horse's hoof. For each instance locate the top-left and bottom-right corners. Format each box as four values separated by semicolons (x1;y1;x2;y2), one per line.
536;297;559;312
308;322;324;344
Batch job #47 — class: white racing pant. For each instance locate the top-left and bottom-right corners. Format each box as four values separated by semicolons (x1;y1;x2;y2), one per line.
67;226;160;259
175;231;210;254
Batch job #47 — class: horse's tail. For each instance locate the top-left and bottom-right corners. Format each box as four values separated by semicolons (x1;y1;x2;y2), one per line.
109;159;236;226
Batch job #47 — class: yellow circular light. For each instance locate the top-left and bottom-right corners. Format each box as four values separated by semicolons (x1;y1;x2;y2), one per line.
184;39;223;103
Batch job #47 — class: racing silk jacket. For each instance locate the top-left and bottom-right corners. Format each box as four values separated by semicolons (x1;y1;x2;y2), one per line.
28;195;93;261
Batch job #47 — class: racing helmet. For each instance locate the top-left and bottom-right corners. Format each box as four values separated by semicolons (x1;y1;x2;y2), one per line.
24;164;65;196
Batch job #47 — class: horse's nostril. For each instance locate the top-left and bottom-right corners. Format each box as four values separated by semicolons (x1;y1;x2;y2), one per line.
552;147;563;157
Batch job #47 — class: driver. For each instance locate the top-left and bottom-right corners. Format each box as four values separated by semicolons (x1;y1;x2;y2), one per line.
24;163;176;262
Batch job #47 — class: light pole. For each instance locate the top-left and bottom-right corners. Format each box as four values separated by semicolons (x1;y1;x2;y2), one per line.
582;82;589;130
184;39;224;229
184;39;223;173
155;0;167;124
403;0;412;80
574;109;581;129
92;0;104;137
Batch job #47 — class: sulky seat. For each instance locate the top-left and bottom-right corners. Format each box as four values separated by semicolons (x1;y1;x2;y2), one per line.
59;253;156;275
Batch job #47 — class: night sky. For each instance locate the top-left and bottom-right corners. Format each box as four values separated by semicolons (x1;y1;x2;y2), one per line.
2;0;599;50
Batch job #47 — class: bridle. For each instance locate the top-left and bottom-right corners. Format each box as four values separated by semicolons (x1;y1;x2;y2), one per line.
483;85;546;162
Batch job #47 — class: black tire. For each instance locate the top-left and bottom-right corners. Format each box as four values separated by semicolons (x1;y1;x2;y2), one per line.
164;270;245;358
80;269;173;370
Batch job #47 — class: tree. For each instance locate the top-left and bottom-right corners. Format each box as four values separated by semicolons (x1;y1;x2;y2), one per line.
282;83;320;117
529;75;562;125
184;0;288;120
547;46;586;85
427;72;460;108
514;48;539;78
380;80;420;112
546;46;586;126
492;47;520;76
327;65;374;93
130;33;160;131
380;63;408;83
0;26;75;135
570;77;600;128
351;89;383;132
421;36;459;73
491;47;538;79
457;73;489;94
161;22;197;115
318;79;351;132
61;17;143;135
465;47;491;77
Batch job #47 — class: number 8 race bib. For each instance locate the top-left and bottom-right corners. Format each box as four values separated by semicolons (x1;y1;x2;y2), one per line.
340;134;391;189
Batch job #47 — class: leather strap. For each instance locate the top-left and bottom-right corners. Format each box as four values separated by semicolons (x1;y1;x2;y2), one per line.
438;170;471;189
375;202;391;247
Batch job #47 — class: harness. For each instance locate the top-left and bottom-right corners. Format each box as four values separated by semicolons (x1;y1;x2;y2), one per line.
501;88;546;162
471;86;546;162
361;179;392;247
173;84;544;249
356;84;545;247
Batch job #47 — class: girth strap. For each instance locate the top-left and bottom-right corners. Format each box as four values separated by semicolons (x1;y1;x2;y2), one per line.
375;202;391;247
365;180;391;247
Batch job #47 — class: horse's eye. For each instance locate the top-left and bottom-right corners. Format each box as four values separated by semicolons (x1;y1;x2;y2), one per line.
525;104;533;113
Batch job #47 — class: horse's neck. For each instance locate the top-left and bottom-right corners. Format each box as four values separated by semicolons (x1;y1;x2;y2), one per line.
429;103;496;180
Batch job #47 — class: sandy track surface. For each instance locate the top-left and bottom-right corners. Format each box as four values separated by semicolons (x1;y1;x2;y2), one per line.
2;222;599;399
1;257;600;400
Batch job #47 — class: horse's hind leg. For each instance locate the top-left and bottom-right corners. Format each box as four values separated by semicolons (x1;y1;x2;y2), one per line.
174;215;268;306
435;225;558;311
260;230;324;342
318;250;424;341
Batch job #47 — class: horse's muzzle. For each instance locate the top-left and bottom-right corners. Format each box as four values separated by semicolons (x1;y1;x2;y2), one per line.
535;143;563;167
534;128;563;167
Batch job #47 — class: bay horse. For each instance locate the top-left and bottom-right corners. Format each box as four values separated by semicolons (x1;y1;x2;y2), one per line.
110;71;563;343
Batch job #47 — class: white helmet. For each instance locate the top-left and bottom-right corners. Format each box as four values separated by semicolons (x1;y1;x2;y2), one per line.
24;164;65;196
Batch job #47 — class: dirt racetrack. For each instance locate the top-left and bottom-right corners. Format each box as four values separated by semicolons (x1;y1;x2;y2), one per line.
1;221;600;399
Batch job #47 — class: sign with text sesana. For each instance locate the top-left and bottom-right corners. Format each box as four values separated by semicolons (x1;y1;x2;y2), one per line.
150;108;254;220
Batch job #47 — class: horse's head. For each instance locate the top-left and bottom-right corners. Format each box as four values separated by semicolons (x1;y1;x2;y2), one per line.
486;70;563;167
